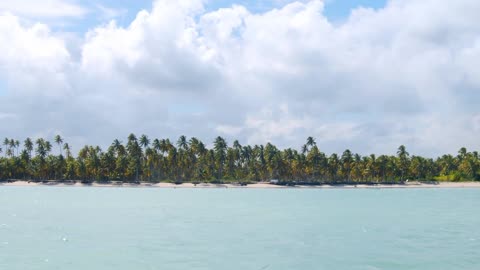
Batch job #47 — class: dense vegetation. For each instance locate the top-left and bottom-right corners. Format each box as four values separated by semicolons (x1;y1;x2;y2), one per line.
0;135;478;184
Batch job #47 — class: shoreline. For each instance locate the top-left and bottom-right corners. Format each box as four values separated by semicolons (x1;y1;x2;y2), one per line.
1;181;480;189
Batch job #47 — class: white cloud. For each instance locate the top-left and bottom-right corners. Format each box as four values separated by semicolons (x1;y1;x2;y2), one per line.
95;5;127;21
0;15;71;97
0;0;480;156
0;0;87;18
81;0;220;92
216;125;243;136
244;104;312;144
215;105;308;146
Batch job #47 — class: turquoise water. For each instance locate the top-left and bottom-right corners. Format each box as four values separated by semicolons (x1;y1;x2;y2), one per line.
1;187;479;270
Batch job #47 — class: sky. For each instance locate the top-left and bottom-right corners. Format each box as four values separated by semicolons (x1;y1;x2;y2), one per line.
0;0;479;157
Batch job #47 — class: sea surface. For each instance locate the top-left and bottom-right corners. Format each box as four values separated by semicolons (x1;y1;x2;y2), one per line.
0;187;479;270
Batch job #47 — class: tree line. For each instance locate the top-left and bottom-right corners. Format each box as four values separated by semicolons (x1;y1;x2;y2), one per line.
0;135;478;184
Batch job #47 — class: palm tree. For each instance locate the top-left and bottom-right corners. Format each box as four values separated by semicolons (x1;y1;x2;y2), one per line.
153;139;161;153
175;136;190;180
54;135;63;156
351;153;363;181
1;134;480;184
301;144;308;155
302;136;317;155
458;147;468;161
397;145;410;181
341;149;353;181
35;138;49;179
14;140;20;156
377;155;388;182
9;139;15;157
63;143;72;158
305;137;316;152
213;136;227;180
127;134;142;181
139;135;151;179
23;138;34;178
24;138;33;157
112;139;122;150
177;136;188;151
139;134;150;149
167;145;179;180
3;138;9;157
306;145;321;181
328;153;340;182
35;139;47;159
438;154;455;177
151;139;164;179
45;141;52;157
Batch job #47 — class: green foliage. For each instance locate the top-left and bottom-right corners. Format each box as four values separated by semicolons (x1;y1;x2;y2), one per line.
0;136;479;184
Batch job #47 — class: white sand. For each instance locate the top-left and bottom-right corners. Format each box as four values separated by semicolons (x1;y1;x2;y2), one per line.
1;181;480;189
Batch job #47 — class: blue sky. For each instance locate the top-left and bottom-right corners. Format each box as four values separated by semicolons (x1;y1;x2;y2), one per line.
0;76;5;96
322;0;386;20
65;0;387;32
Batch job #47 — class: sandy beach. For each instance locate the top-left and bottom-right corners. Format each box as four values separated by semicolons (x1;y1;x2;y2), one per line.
1;181;480;189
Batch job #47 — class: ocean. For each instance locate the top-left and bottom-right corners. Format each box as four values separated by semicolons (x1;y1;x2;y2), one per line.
0;187;479;269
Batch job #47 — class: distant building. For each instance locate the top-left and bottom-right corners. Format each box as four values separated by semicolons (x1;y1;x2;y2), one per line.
270;179;279;184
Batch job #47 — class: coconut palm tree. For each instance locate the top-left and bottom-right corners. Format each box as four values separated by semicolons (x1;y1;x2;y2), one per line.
140;135;150;149
305;137;316;153
177;136;188;151
63;143;72;158
328;153;340;182
341;149;353;181
8;139;15;157
14;140;20;156
1;134;480;184
24;138;33;157
3;138;9;157
306;145;321;181
397;145;410;181
54;135;63;156
213;136;227;180
458;147;468;161
126;134;142;181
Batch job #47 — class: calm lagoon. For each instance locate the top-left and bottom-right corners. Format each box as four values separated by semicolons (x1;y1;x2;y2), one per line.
0;187;479;270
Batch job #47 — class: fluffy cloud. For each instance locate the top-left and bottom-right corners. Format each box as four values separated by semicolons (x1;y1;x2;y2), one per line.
81;0;220;92
0;0;479;156
0;15;71;97
0;0;86;18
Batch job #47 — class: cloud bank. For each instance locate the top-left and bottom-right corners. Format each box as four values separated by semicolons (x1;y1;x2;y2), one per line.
0;0;87;18
0;0;479;156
